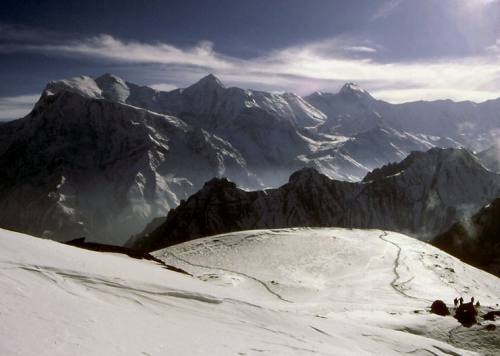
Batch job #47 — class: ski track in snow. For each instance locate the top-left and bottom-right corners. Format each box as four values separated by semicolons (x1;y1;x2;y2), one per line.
378;231;430;302
163;249;293;303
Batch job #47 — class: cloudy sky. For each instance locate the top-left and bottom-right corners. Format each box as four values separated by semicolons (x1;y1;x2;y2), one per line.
1;0;500;120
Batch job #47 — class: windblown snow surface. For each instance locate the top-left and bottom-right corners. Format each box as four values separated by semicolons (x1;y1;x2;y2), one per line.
1;227;499;355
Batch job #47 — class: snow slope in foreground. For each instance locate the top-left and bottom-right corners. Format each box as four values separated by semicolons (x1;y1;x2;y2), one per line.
1;228;499;355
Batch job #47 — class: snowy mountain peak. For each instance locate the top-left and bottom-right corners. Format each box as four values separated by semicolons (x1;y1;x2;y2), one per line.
311;91;325;97
288;167;326;183
95;73;130;102
339;82;372;99
45;75;103;99
44;73;132;103
95;72;126;84
202;177;237;190
363;147;485;182
186;73;225;93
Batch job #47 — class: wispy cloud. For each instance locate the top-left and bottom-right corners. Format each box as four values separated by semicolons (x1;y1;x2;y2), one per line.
345;46;377;53
371;0;403;21
465;0;500;6
1;32;500;103
0;34;234;70
487;39;500;53
0;94;39;121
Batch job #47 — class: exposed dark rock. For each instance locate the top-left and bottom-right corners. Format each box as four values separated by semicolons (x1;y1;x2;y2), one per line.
485;324;496;331
129;148;500;252
482;310;500;321
430;300;450;316
433;197;500;277
362;151;425;182
477;143;500;173
64;238;191;275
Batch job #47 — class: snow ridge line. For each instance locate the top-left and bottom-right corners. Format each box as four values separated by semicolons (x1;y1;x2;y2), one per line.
162;250;293;303
378;231;422;301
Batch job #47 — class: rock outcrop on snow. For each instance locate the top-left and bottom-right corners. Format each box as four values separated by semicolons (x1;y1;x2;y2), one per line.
129;148;500;252
430;300;450;316
433;197;500;277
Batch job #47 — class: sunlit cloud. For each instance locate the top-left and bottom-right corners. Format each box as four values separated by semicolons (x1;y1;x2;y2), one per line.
0;94;40;120
149;83;178;91
0;34;234;70
1;33;500;103
465;0;500;6
345;46;377;53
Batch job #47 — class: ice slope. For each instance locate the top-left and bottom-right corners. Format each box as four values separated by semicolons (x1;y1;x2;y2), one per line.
2;227;498;355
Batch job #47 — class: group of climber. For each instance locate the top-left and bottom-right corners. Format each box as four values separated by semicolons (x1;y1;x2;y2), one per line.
452;296;480;326
431;296;498;329
453;296;480;308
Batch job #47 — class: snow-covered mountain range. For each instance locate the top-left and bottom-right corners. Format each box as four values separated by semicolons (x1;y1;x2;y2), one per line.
1;73;499;244
2;227;498;355
306;84;500;150
129;148;500;252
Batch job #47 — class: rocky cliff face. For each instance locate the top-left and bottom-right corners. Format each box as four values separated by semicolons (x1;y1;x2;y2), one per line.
433;198;500;277
0;89;255;244
129;148;500;252
477;143;500;173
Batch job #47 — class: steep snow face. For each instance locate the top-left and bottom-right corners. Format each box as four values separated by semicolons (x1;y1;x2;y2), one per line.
45;75;103;99
306;85;385;136
336;127;456;171
2;227;498;355
307;87;500;151
94;73;131;103
382;100;500;150
159;75;327;128
0;90;256;244
130;148;500;252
